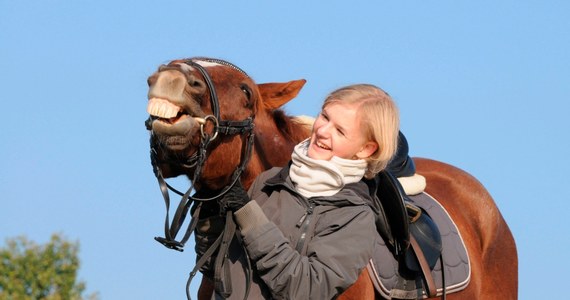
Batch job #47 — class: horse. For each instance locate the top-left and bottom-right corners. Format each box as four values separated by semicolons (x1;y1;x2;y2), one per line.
145;57;518;299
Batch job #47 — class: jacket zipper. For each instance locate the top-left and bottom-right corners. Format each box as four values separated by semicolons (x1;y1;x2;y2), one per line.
295;199;315;253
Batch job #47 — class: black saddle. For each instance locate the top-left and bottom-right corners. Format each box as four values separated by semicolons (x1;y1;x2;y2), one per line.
368;131;416;255
366;131;443;297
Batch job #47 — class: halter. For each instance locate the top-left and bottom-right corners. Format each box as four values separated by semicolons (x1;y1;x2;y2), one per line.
147;57;254;299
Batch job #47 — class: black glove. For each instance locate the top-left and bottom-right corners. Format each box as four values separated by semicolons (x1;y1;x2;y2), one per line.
191;199;220;219
218;181;250;213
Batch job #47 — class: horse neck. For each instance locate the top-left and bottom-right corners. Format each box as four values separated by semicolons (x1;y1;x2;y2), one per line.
242;113;310;188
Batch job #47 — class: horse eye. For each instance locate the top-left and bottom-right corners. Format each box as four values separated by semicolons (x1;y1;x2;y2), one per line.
240;84;252;101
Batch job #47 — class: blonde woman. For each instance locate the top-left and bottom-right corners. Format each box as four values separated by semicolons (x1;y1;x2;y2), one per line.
196;84;400;299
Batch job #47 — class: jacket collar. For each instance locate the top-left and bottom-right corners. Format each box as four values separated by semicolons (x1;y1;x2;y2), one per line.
264;163;374;207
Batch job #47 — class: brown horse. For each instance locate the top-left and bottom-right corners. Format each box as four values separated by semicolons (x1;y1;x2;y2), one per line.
146;57;518;299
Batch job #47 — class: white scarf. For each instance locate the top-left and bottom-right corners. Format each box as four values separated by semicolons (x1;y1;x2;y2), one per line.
289;139;367;198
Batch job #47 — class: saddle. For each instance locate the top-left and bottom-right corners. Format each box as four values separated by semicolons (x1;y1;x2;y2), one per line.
367;132;443;298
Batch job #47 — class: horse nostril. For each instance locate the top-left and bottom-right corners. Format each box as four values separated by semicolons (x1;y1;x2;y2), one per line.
147;74;157;87
188;75;206;93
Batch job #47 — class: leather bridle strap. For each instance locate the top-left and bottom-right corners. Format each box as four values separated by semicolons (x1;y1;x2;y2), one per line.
153;58;255;250
152;122;255;251
185;211;252;300
214;211;236;297
186;59;255;140
185;60;221;120
152;135;214;252
187;225;224;299
150;57;256;299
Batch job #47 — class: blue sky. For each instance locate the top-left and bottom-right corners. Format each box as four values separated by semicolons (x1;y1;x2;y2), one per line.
1;1;568;299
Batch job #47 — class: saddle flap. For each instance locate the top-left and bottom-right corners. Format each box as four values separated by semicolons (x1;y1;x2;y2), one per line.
368;192;471;299
403;208;443;273
374;170;410;255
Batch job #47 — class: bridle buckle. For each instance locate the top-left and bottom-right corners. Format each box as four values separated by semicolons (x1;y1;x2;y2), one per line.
195;115;219;141
154;236;185;252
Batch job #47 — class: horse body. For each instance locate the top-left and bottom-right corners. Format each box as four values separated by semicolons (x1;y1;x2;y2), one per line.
415;158;518;299
146;57;517;299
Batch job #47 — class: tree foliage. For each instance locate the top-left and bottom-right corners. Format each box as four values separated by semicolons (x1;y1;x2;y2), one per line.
0;234;98;300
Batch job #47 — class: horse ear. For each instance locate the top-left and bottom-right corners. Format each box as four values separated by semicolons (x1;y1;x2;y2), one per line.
258;79;306;109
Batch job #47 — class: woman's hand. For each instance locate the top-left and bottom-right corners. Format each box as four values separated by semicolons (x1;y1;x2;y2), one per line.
219;181;250;213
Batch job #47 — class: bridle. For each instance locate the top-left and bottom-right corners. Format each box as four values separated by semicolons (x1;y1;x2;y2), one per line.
146;57;255;299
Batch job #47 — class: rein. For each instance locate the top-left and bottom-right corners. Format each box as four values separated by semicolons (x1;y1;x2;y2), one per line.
147;58;254;299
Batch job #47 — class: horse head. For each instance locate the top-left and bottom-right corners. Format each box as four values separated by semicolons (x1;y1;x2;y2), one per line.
146;57;308;190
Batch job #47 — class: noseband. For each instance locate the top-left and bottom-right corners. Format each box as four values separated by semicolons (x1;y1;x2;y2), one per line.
147;58;255;299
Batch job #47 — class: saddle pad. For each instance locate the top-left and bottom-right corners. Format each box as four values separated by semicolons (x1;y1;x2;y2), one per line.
368;192;471;299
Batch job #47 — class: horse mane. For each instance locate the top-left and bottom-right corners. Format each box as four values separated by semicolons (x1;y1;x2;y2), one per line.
272;109;313;143
291;114;315;132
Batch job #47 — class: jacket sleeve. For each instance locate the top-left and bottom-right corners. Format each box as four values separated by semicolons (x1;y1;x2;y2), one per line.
235;202;378;300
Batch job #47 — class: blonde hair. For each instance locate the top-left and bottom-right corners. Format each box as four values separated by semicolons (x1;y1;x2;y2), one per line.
322;84;400;178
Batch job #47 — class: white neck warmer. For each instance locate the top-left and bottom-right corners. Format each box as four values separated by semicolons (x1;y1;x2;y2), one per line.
289;139;367;198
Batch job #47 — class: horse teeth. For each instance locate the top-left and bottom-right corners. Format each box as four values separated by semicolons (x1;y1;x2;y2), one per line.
147;98;181;118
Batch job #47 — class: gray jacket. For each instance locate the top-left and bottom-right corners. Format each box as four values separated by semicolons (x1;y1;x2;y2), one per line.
195;164;379;299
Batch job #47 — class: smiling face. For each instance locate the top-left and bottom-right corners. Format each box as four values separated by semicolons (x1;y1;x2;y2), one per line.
307;102;378;161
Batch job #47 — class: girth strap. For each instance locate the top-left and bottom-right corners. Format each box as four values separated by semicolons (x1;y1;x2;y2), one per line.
410;235;437;298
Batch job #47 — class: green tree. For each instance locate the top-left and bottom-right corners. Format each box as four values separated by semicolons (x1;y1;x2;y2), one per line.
0;234;98;300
